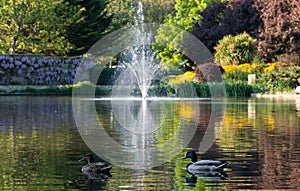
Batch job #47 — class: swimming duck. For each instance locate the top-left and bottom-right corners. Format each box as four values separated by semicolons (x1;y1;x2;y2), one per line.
183;150;228;172
79;153;112;179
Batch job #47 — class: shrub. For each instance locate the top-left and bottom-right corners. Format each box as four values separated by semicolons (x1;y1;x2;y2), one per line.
192;0;260;53
276;53;300;66
89;65;119;85
168;71;195;84
254;66;300;93
222;63;277;81
226;63;277;73
214;32;258;65
254;0;300;62
148;84;174;97
0;55;82;85
194;62;224;83
223;70;249;81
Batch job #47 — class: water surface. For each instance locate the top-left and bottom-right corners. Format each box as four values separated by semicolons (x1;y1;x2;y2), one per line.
0;96;300;190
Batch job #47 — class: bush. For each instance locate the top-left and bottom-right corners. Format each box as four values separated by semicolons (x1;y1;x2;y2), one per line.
168;71;195;84
222;63;277;81
194;62;225;83
254;66;300;93
223;70;249;81
89;65;119;85
192;0;260;53
254;0;300;62
214;32;258;65
0;55;82;85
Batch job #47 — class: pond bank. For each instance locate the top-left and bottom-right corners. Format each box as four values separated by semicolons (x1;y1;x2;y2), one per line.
0;85;112;96
2;85;300;98
251;92;300;99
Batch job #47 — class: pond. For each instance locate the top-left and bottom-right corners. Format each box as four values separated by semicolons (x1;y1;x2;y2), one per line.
0;96;300;190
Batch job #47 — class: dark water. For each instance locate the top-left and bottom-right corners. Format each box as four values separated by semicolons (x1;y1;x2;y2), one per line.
0;96;300;190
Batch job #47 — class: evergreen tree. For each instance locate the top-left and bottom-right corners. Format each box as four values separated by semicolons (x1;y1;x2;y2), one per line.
64;0;111;56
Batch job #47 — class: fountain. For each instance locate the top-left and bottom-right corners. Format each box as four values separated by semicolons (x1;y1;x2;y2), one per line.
112;2;161;99
72;1;226;169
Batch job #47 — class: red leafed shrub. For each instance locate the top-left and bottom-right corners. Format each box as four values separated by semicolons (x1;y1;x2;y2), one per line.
192;0;261;53
195;62;225;83
254;0;300;62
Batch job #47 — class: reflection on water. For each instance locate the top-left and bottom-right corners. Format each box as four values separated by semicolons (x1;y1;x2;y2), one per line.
0;96;300;190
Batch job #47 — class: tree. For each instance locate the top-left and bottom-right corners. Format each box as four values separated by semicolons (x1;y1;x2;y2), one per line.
0;0;81;56
254;0;300;62
155;0;225;69
63;0;112;56
105;0;175;32
192;0;261;54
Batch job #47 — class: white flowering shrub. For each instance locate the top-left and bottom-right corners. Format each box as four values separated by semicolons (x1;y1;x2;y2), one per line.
0;55;90;85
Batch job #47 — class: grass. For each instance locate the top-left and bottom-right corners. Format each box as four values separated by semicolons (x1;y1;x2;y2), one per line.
0;84;111;96
192;81;259;97
0;80;263;98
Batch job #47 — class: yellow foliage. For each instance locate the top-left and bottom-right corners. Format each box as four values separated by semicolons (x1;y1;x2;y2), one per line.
169;71;195;84
263;63;277;73
222;63;277;74
222;65;235;73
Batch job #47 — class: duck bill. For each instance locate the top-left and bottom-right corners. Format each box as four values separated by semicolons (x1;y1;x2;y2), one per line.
78;157;85;162
181;156;187;159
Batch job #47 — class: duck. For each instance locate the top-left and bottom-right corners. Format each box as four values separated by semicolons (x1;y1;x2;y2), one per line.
183;150;228;172
79;153;112;179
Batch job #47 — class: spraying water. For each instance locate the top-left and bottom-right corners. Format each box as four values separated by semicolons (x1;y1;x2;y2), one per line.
112;2;160;99
72;1;224;170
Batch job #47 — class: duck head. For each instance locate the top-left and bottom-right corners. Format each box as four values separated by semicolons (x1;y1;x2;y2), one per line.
182;150;198;162
79;153;95;164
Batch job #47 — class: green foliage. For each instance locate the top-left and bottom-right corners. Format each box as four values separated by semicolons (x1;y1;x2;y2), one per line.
192;82;211;97
106;0;175;31
192;81;258;97
223;70;249;81
0;0;81;55
72;81;111;95
155;0;224;68
166;0;226;31
89;65;119;85
167;1;200;30
254;66;300;93
224;81;257;97
64;0;111;56
2;83;111;95
70;80;95;88
148;84;174;97
214;32;258;65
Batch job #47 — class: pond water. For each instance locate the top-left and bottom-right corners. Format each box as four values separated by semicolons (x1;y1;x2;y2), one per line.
0;96;300;190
